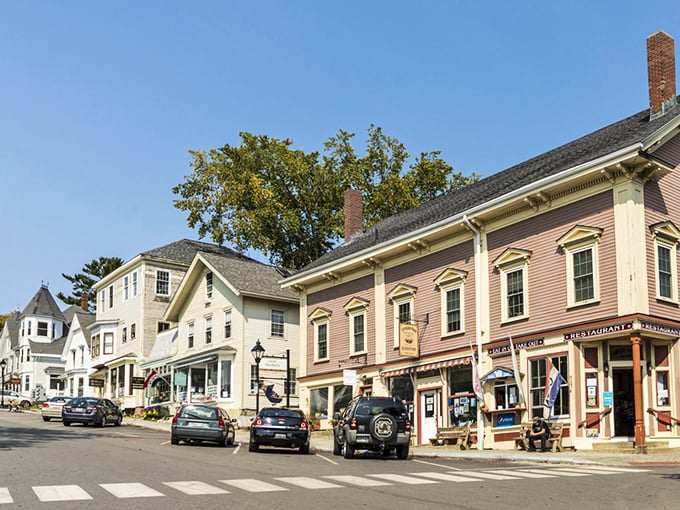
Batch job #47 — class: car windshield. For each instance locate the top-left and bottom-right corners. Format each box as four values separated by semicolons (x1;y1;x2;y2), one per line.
180;406;217;420
261;409;303;419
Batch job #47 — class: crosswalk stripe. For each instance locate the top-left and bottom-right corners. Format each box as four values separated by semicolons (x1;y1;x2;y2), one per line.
488;470;557;478
411;472;482;482
531;469;590;477
368;474;438;484
0;488;13;504
163;481;229;495
220;479;288;492
274;477;343;489
452;471;520;480
99;483;165;498
572;466;652;473
33;485;92;502
324;475;392;486
544;467;617;475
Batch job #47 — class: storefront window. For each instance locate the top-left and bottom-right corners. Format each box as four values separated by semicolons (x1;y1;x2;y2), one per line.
390;376;414;424
530;355;569;418
448;366;477;425
190;367;206;401
657;371;670;406
310;387;328;419
220;360;232;398
175;368;188;402
333;385;353;415
494;381;518;410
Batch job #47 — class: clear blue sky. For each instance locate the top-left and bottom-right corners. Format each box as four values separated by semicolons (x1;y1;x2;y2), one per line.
2;1;679;313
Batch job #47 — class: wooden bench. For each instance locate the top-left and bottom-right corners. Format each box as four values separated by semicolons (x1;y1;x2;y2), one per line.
515;422;564;452
429;426;471;450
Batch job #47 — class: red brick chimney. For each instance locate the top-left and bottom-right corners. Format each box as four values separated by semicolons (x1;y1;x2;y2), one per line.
81;293;89;312
647;31;677;119
344;188;363;242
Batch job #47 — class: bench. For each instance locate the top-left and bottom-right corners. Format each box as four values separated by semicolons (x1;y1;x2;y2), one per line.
429;426;471;450
515;422;564;452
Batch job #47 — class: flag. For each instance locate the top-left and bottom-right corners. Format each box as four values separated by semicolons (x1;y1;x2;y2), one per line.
143;370;159;389
543;357;565;418
264;384;283;404
470;352;484;401
509;336;524;405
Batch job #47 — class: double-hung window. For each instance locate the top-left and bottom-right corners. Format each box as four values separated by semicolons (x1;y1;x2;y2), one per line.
206;271;213;300
344;297;369;356
493;248;531;322
434;268;467;336
529;355;569;418
205;316;212;344
188;322;195;349
271;310;284;337
156;270;170;296
224;309;232;339
650;222;680;303
387;283;417;349
310;307;331;362
558;226;602;307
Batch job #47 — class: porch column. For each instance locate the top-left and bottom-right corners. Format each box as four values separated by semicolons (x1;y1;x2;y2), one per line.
630;333;646;449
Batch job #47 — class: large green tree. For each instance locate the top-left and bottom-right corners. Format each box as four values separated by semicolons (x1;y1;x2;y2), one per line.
57;256;124;312
173;125;479;270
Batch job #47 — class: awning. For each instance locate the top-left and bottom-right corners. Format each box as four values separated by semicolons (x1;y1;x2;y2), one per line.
380;357;471;378
173;355;218;369
481;367;516;381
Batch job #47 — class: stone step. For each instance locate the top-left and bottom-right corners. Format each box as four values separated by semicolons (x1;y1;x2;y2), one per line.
590;440;677;454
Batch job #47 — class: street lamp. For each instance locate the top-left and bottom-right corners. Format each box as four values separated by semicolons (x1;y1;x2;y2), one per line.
251;340;265;414
0;359;6;409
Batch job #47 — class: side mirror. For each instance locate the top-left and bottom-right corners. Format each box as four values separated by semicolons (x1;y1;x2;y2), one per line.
333;412;340;420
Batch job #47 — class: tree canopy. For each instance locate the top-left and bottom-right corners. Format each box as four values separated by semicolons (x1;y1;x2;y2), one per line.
57;256;124;312
173;125;479;270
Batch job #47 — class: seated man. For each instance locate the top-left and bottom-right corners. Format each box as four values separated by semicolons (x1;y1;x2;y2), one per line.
526;417;551;452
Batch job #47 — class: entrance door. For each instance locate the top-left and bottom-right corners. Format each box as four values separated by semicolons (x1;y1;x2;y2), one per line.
419;389;441;444
612;368;635;437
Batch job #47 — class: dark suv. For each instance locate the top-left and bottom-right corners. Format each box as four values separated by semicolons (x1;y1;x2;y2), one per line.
333;396;411;459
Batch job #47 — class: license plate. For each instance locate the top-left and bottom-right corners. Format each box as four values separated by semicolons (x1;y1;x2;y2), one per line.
275;433;287;439
73;409;85;413
188;422;207;428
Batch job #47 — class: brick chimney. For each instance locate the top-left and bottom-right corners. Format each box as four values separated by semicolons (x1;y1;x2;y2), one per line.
647;31;677;120
344;188;363;242
81;293;89;312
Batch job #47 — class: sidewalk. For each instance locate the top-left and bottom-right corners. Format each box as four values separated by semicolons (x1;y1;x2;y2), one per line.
124;417;680;467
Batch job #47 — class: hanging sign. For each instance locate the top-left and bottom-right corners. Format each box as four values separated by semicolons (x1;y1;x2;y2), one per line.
399;322;419;358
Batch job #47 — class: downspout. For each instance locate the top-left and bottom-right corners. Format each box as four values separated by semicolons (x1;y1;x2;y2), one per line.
463;214;484;451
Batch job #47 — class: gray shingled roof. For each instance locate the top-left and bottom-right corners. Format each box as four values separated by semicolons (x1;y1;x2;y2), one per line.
299;98;680;273
29;337;66;355
5;311;20;349
140;239;254;266
200;251;298;301
21;285;66;321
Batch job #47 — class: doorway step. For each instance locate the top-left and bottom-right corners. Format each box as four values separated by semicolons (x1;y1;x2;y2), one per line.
590;440;675;454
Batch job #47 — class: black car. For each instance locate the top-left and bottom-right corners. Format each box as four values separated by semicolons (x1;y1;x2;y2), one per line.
170;404;236;447
249;407;310;454
62;397;123;427
333;396;411;459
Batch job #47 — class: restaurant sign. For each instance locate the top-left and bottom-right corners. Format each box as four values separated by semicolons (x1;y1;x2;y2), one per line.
487;338;544;356
563;322;633;341
640;321;680;337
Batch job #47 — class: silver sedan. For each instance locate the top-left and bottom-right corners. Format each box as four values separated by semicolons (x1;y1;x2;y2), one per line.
41;396;72;421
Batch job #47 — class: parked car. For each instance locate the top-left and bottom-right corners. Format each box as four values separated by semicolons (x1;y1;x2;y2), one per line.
0;390;33;409
62;397;123;427
249;407;310;454
333;396;411;459
170;404;236;447
41;396;72;421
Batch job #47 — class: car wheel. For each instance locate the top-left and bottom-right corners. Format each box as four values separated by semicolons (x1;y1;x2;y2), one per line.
43;416;50;422
333;437;342;456
227;432;235;446
300;443;310;455
171;435;180;445
369;413;398;443
63;421;71;426
343;441;355;459
114;414;122;426
21;401;30;409
98;416;107;428
396;444;409;460
248;442;258;452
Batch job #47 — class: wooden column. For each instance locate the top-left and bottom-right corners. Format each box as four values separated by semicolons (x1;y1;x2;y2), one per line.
630;333;646;448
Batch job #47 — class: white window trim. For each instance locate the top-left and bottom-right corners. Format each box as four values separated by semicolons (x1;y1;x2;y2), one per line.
344;297;369;356
651;222;680;304
310;307;332;362
558;226;602;308
434;268;467;337
494;248;531;323
387;284;417;349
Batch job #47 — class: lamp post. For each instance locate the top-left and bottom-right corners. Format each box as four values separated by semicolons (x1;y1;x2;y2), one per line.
251;340;265;414
0;359;6;409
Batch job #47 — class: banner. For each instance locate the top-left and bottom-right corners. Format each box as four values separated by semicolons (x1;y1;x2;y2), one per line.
543;357;565;418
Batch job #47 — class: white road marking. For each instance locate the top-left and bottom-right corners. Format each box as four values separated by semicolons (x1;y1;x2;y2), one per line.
275;477;343;489
452;470;521;480
220;479;289;492
163;481;229;495
528;469;589;477
411;471;482;482
0;488;13;504
544;467;617;475
412;459;461;470
488;469;557;478
324;475;392;486
368;474;438;484
99;483;165;498
233;443;241;454
573;466;652;473
33;485;92;502
315;453;339;465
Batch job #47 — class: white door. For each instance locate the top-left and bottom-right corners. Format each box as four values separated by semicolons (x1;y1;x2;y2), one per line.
419;389;441;444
